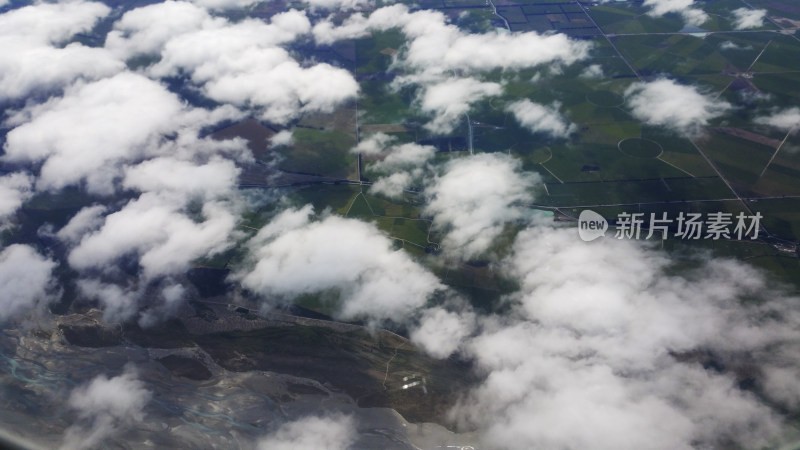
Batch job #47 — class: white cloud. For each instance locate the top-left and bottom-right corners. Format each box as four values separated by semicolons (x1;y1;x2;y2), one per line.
719;40;752;51
63;366;151;450
190;0;263;11
0;1;123;101
732;7;767;30
0;172;33;226
301;0;373;12
77;279;140;323
370;171;414;198
311;13;371;45
399;14;590;75
580;63;604;79
57;205;108;244
138;283;186;328
315;6;591;72
755;107;800;131
122;156;240;202
643;0;708;26
506;99;575;139
761;353;800;410
0;1;107;42
110;3;309;62
367;142;436;197
270;130;294;148
105;1;217;60
419;78;502;134
257;414;356;450
108;6;360;123
449;224;799;449
68;192;237;280
425;153;538;258
0;244;57;322
372;142;436;172
141;10;358;124
77;277;190;324
625;78;730;135
353;132;396;155
3;73;239;195
410;307;475;358
236;205;442;323
313;6;591;133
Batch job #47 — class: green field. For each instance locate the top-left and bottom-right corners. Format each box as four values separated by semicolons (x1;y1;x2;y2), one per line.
294;0;800;290
276;128;356;178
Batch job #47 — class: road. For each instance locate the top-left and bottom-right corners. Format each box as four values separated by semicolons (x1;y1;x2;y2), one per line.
525;194;800;211
486;0;510;31
577;1;639;78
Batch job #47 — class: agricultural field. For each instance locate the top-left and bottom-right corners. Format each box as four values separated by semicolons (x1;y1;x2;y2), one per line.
220;0;800;279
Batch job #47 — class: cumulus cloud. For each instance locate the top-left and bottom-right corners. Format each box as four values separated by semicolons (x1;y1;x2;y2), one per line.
410;307;475;359
397;15;590;76
256;414;356;450
63;366;151;450
625;78;730;135
138;283;186;328
0;1;123;101
108;3;307;60
0;6;257;328
0;245;57;322
301;0;373;12
3;72;241;195
122;156;240;202
189;0;263;11
732;7;767;30
719;40;752;51
57;205;108;245
313;5;590;133
425;153;538;258
76;277;189;324
269;130;294;148
506;99;575;139
448;224;800;449
643;0;708;27
107;5;360;122
419;78;502;134
77;279;140;323
755;107;800;131
135;10;358;124
370;171;414;198
104;1;217;60
68;192;237;280
580;63;604;79
371;142;436;172
235;205;442;323
761;353;800;410
353;132;396;155
365;141;436;197
314;5;591;72
0;172;33;226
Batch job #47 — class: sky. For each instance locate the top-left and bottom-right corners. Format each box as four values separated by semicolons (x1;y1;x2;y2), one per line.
0;0;798;448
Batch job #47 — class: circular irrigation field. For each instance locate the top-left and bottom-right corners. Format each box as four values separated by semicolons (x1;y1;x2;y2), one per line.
586;90;624;107
618;137;663;158
528;146;552;164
